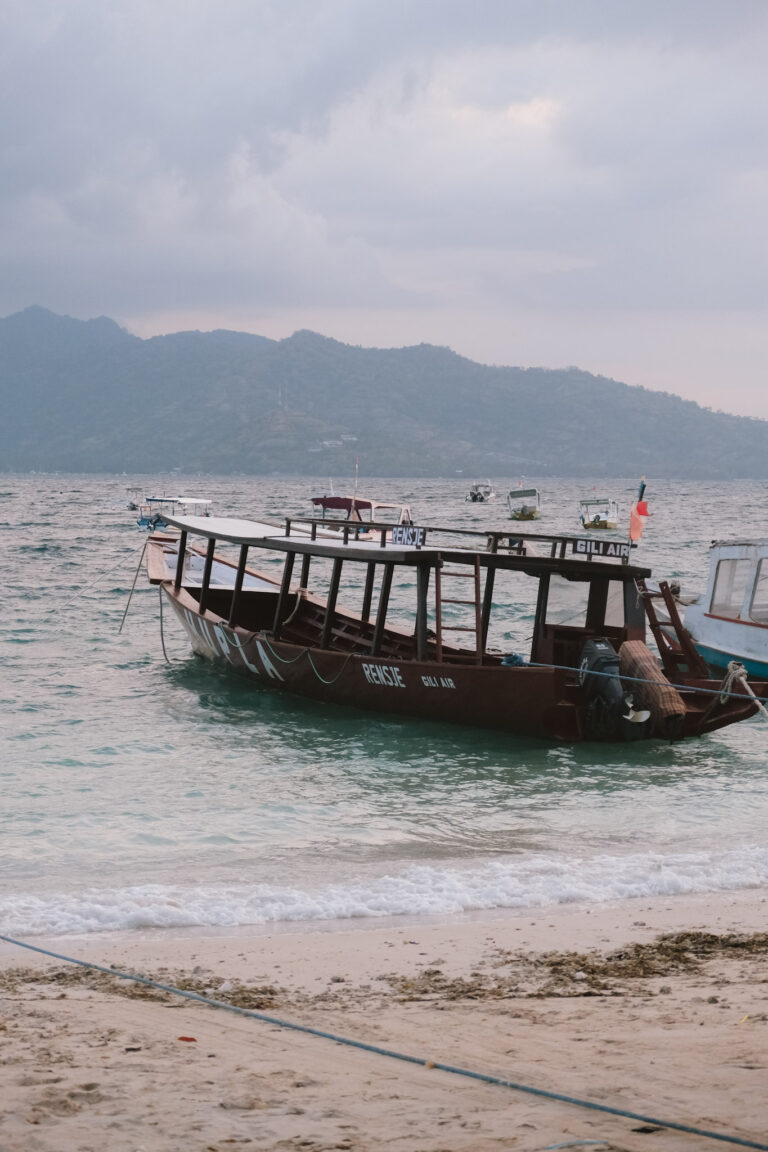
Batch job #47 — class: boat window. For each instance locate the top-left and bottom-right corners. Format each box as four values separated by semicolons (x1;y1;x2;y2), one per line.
604;580;625;628
545;574;589;628
749;560;768;623
710;558;751;618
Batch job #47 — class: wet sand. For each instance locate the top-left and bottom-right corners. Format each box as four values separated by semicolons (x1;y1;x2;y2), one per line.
1;889;767;1151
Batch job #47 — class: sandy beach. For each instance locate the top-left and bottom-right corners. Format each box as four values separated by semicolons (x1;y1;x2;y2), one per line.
1;890;767;1152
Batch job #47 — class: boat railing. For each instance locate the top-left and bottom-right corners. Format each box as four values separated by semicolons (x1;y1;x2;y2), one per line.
282;517;635;563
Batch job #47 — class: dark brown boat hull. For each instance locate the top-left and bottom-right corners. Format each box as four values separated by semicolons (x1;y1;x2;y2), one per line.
164;587;584;740
162;586;764;742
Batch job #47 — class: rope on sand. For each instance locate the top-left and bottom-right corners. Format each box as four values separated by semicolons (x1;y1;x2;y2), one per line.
1;933;766;1152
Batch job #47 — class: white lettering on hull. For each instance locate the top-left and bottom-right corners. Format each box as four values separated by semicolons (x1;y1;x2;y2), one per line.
254;640;284;680
362;662;406;687
421;675;456;688
181;608;284;681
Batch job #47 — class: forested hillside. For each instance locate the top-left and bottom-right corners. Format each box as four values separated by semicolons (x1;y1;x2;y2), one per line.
1;306;765;477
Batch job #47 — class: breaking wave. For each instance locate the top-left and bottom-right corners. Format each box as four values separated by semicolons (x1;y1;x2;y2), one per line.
3;845;767;938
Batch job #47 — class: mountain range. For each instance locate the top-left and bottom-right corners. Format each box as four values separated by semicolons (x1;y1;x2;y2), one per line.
0;305;765;478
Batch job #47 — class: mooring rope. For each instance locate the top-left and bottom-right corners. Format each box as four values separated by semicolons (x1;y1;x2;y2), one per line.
304;648;354;685
39;539;148;623
158;586;172;665
117;538;148;633
0;933;765;1151
256;635;354;685
526;660;768;707
724;661;768;721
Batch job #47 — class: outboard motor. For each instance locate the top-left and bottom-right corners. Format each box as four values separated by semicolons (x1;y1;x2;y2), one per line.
579;638;652;741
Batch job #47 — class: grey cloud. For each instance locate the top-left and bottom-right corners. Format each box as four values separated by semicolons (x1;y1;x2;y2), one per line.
2;0;768;336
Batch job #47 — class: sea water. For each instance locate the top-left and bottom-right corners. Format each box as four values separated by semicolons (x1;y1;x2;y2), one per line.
2;474;768;939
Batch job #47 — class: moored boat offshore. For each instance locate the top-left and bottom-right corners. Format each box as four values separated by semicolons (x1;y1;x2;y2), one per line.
144;514;766;743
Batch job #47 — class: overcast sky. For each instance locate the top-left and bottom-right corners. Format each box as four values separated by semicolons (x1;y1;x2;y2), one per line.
2;1;767;416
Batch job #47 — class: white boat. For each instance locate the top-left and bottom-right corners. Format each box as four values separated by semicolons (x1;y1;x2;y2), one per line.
311;494;413;526
507;487;540;521
579;497;619;531
466;480;496;503
669;539;768;678
137;496;213;530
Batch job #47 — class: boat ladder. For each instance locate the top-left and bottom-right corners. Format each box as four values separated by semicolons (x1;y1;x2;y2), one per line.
434;556;483;665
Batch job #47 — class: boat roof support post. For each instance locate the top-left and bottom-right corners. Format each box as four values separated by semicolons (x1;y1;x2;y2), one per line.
174;530;188;590
586;578;609;633
272;550;296;641
228;543;250;627
198;537;217;616
320;557;343;649
415;563;431;662
481;564;496;653
473;555;483;665
299;553;311;591
361;562;376;624
530;571;550;664
371;562;394;656
434;557;443;663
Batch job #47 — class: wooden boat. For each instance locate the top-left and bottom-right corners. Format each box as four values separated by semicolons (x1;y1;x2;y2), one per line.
144;515;765;743
507;487;541;521
136;495;212;530
579;497;619;530
664;539;768;678
311;493;413;526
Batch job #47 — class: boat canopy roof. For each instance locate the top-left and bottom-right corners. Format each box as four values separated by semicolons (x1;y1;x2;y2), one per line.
709;538;768;549
510;488;539;499
160;513;652;580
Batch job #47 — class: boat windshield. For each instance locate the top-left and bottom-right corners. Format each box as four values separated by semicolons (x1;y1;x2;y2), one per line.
711;558;751;618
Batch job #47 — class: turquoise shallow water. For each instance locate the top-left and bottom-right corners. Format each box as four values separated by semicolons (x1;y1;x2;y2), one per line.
1;474;768;937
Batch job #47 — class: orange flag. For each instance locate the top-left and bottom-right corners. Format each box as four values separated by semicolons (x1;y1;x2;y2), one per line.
630;500;649;541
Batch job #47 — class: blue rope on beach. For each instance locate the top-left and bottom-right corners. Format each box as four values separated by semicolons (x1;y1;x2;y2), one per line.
1;933;767;1151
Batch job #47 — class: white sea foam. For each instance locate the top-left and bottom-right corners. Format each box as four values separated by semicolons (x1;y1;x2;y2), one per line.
2;846;768;938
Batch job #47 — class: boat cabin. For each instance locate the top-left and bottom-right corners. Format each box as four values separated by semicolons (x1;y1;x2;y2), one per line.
137;495;212;530
681;539;768;676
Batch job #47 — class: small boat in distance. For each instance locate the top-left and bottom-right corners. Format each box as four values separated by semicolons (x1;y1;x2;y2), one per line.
579;497;619;531
466;480;496;503
143;514;765;744
136;496;213;530
667;539;768;678
507;487;541;521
